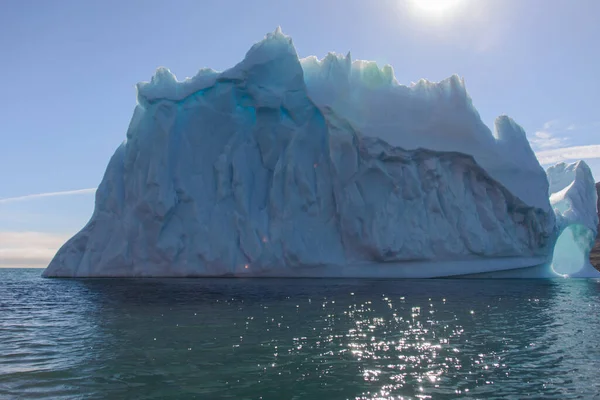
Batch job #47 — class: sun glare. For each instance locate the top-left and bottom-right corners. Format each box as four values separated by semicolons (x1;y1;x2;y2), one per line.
410;0;463;14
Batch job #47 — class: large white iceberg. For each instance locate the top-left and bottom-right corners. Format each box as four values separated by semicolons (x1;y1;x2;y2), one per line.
43;28;558;278
547;161;600;277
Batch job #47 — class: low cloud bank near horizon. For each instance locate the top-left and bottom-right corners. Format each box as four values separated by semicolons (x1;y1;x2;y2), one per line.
0;231;70;268
535;144;600;166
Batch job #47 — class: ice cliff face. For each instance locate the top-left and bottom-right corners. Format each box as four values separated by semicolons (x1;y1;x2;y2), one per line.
42;28;556;278
590;183;600;271
547;161;600;277
300;53;549;211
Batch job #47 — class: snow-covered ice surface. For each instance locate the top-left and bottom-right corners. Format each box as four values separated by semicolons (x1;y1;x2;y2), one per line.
43;28;559;278
547;161;600;278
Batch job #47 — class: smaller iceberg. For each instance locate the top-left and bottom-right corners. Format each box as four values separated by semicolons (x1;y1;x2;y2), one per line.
547;161;600;277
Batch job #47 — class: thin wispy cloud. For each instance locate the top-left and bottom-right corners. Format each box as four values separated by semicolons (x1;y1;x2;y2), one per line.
542;120;559;130
563;121;600;132
0;188;96;204
535;144;600;165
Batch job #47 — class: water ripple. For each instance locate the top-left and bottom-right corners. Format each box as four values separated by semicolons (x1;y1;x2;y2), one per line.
1;270;600;399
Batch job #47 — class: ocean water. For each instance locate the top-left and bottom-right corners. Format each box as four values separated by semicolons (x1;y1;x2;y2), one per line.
1;269;600;399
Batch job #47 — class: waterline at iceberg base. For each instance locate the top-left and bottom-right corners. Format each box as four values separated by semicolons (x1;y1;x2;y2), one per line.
42;28;597;279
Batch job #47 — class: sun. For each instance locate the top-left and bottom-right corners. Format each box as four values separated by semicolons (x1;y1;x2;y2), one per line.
410;0;463;14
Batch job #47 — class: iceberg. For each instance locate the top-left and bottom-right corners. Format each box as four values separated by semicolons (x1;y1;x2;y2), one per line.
590;182;600;270
546;161;600;277
43;28;558;278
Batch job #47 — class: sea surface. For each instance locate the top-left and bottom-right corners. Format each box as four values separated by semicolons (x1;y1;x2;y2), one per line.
1;269;600;399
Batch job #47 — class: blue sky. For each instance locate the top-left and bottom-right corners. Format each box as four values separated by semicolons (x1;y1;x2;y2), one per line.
1;0;599;267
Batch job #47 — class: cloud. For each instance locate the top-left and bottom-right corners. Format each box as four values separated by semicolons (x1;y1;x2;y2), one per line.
0;231;70;268
535;144;600;165
530;130;567;149
542;120;559;130
566;124;577;131
528;120;569;150
564;121;600;132
0;188;96;205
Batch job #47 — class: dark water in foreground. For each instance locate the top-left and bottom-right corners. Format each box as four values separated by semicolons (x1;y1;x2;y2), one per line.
1;269;600;399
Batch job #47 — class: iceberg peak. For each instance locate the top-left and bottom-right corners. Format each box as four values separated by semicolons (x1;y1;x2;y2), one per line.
136;27;303;105
494;115;526;141
221;27;304;91
413;74;467;97
243;26;296;61
151;67;177;85
271;26;287;40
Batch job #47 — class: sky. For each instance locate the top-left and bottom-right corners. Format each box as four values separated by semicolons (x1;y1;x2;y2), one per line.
1;0;599;267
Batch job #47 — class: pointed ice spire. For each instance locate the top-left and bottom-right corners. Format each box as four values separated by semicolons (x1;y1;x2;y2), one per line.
494;115;528;142
262;26;293;45
221;27;304;90
345;51;352;72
